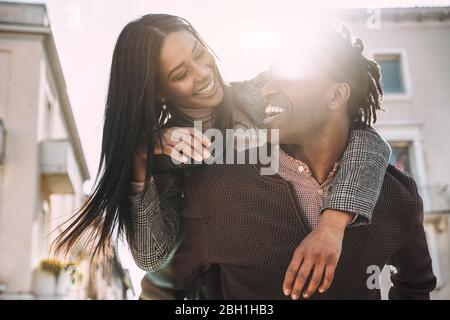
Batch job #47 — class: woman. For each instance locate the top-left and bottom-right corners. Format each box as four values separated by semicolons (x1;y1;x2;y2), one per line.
54;14;390;299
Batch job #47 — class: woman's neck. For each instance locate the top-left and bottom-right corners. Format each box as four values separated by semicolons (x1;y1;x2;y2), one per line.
176;106;215;130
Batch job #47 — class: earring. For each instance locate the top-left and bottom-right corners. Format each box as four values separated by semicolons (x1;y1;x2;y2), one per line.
158;98;171;126
161;98;167;110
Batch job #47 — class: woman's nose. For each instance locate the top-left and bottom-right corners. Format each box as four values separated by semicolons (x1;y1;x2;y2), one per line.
193;63;211;82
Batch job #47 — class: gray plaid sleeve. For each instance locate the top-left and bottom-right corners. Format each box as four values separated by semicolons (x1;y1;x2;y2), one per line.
234;75;391;226
129;177;181;271
322;127;391;227
232;71;269;126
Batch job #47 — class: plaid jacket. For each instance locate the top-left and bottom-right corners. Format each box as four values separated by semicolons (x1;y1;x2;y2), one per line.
129;72;392;272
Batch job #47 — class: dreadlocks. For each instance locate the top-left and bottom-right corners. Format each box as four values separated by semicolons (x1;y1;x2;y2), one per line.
320;21;384;129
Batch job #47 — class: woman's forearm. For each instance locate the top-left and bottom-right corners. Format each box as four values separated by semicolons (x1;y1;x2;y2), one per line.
129;177;181;271
322;126;391;226
234;74;391;225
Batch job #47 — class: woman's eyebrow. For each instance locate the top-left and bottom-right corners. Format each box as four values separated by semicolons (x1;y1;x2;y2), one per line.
167;41;198;79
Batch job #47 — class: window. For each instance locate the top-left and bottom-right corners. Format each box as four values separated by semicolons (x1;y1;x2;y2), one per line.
376;122;431;211
389;142;412;175
374;53;405;94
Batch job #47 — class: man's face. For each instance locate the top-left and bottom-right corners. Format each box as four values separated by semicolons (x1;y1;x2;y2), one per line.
261;67;333;145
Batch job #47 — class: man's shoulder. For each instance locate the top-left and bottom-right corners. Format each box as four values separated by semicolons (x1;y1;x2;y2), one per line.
186;163;257;191
384;165;421;198
181;163;260;218
378;164;423;215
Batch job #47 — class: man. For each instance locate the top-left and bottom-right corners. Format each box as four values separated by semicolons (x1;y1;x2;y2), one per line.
143;22;436;300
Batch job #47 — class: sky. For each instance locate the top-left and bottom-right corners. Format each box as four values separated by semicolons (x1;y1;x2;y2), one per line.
7;0;450;298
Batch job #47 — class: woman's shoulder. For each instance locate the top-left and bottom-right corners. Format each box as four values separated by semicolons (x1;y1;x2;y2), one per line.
230;71;269;94
229;71;269;125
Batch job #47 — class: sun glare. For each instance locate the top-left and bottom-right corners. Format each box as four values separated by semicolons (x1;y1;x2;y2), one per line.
237;10;326;80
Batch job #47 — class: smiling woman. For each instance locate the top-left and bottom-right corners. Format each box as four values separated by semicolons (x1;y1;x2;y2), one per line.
158;31;224;108
52;13;238;267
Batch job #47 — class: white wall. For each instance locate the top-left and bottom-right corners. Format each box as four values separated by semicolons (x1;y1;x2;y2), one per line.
0;30;87;296
348;18;450;300
351;21;450;192
0;33;43;293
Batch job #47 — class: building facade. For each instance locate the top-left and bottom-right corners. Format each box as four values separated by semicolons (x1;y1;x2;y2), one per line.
337;6;450;299
0;2;132;299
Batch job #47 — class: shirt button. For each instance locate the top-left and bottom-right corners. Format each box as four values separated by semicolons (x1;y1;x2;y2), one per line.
317;188;324;195
298;165;305;173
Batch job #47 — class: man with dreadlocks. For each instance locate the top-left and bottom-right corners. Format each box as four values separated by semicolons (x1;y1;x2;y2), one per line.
143;22;436;300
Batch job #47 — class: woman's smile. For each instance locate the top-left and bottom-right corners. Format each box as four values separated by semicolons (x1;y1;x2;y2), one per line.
194;74;217;96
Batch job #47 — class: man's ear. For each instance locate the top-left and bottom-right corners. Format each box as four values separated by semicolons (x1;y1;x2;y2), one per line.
328;82;351;110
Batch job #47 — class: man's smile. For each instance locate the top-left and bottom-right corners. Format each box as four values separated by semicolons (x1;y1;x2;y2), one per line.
263;93;294;128
264;104;287;125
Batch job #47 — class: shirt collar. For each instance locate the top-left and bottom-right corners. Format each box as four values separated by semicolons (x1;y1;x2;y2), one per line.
279;148;340;183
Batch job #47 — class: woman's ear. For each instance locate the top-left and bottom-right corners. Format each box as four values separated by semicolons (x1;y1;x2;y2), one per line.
328;82;351;110
156;85;168;102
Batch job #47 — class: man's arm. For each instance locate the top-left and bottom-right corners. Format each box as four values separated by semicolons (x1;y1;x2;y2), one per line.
388;180;437;300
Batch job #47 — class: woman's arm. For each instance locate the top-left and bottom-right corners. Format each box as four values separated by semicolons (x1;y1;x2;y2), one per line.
129;127;211;271
323;126;391;225
234;72;392;220
129;146;184;272
234;74;392;299
282;127;391;300
128;174;182;272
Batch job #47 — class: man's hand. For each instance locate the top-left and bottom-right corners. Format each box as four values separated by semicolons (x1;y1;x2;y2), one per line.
282;210;354;300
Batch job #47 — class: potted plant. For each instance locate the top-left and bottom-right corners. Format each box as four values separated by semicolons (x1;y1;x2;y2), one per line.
33;259;78;298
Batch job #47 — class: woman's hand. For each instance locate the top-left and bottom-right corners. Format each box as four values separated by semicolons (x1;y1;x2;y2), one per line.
282;209;354;300
154;127;212;162
133;127;212;182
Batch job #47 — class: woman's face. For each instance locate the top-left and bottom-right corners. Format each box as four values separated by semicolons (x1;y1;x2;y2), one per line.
158;31;224;109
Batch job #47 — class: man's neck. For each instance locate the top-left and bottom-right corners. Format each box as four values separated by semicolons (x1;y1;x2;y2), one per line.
289;123;350;184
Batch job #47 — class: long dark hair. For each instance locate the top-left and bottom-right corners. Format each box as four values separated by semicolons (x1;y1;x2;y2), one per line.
53;14;233;261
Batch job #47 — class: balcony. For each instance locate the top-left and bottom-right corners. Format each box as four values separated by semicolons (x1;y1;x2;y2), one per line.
40;139;77;194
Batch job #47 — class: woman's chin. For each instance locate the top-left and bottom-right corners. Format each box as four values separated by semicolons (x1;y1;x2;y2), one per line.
210;86;224;107
193;86;224;108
